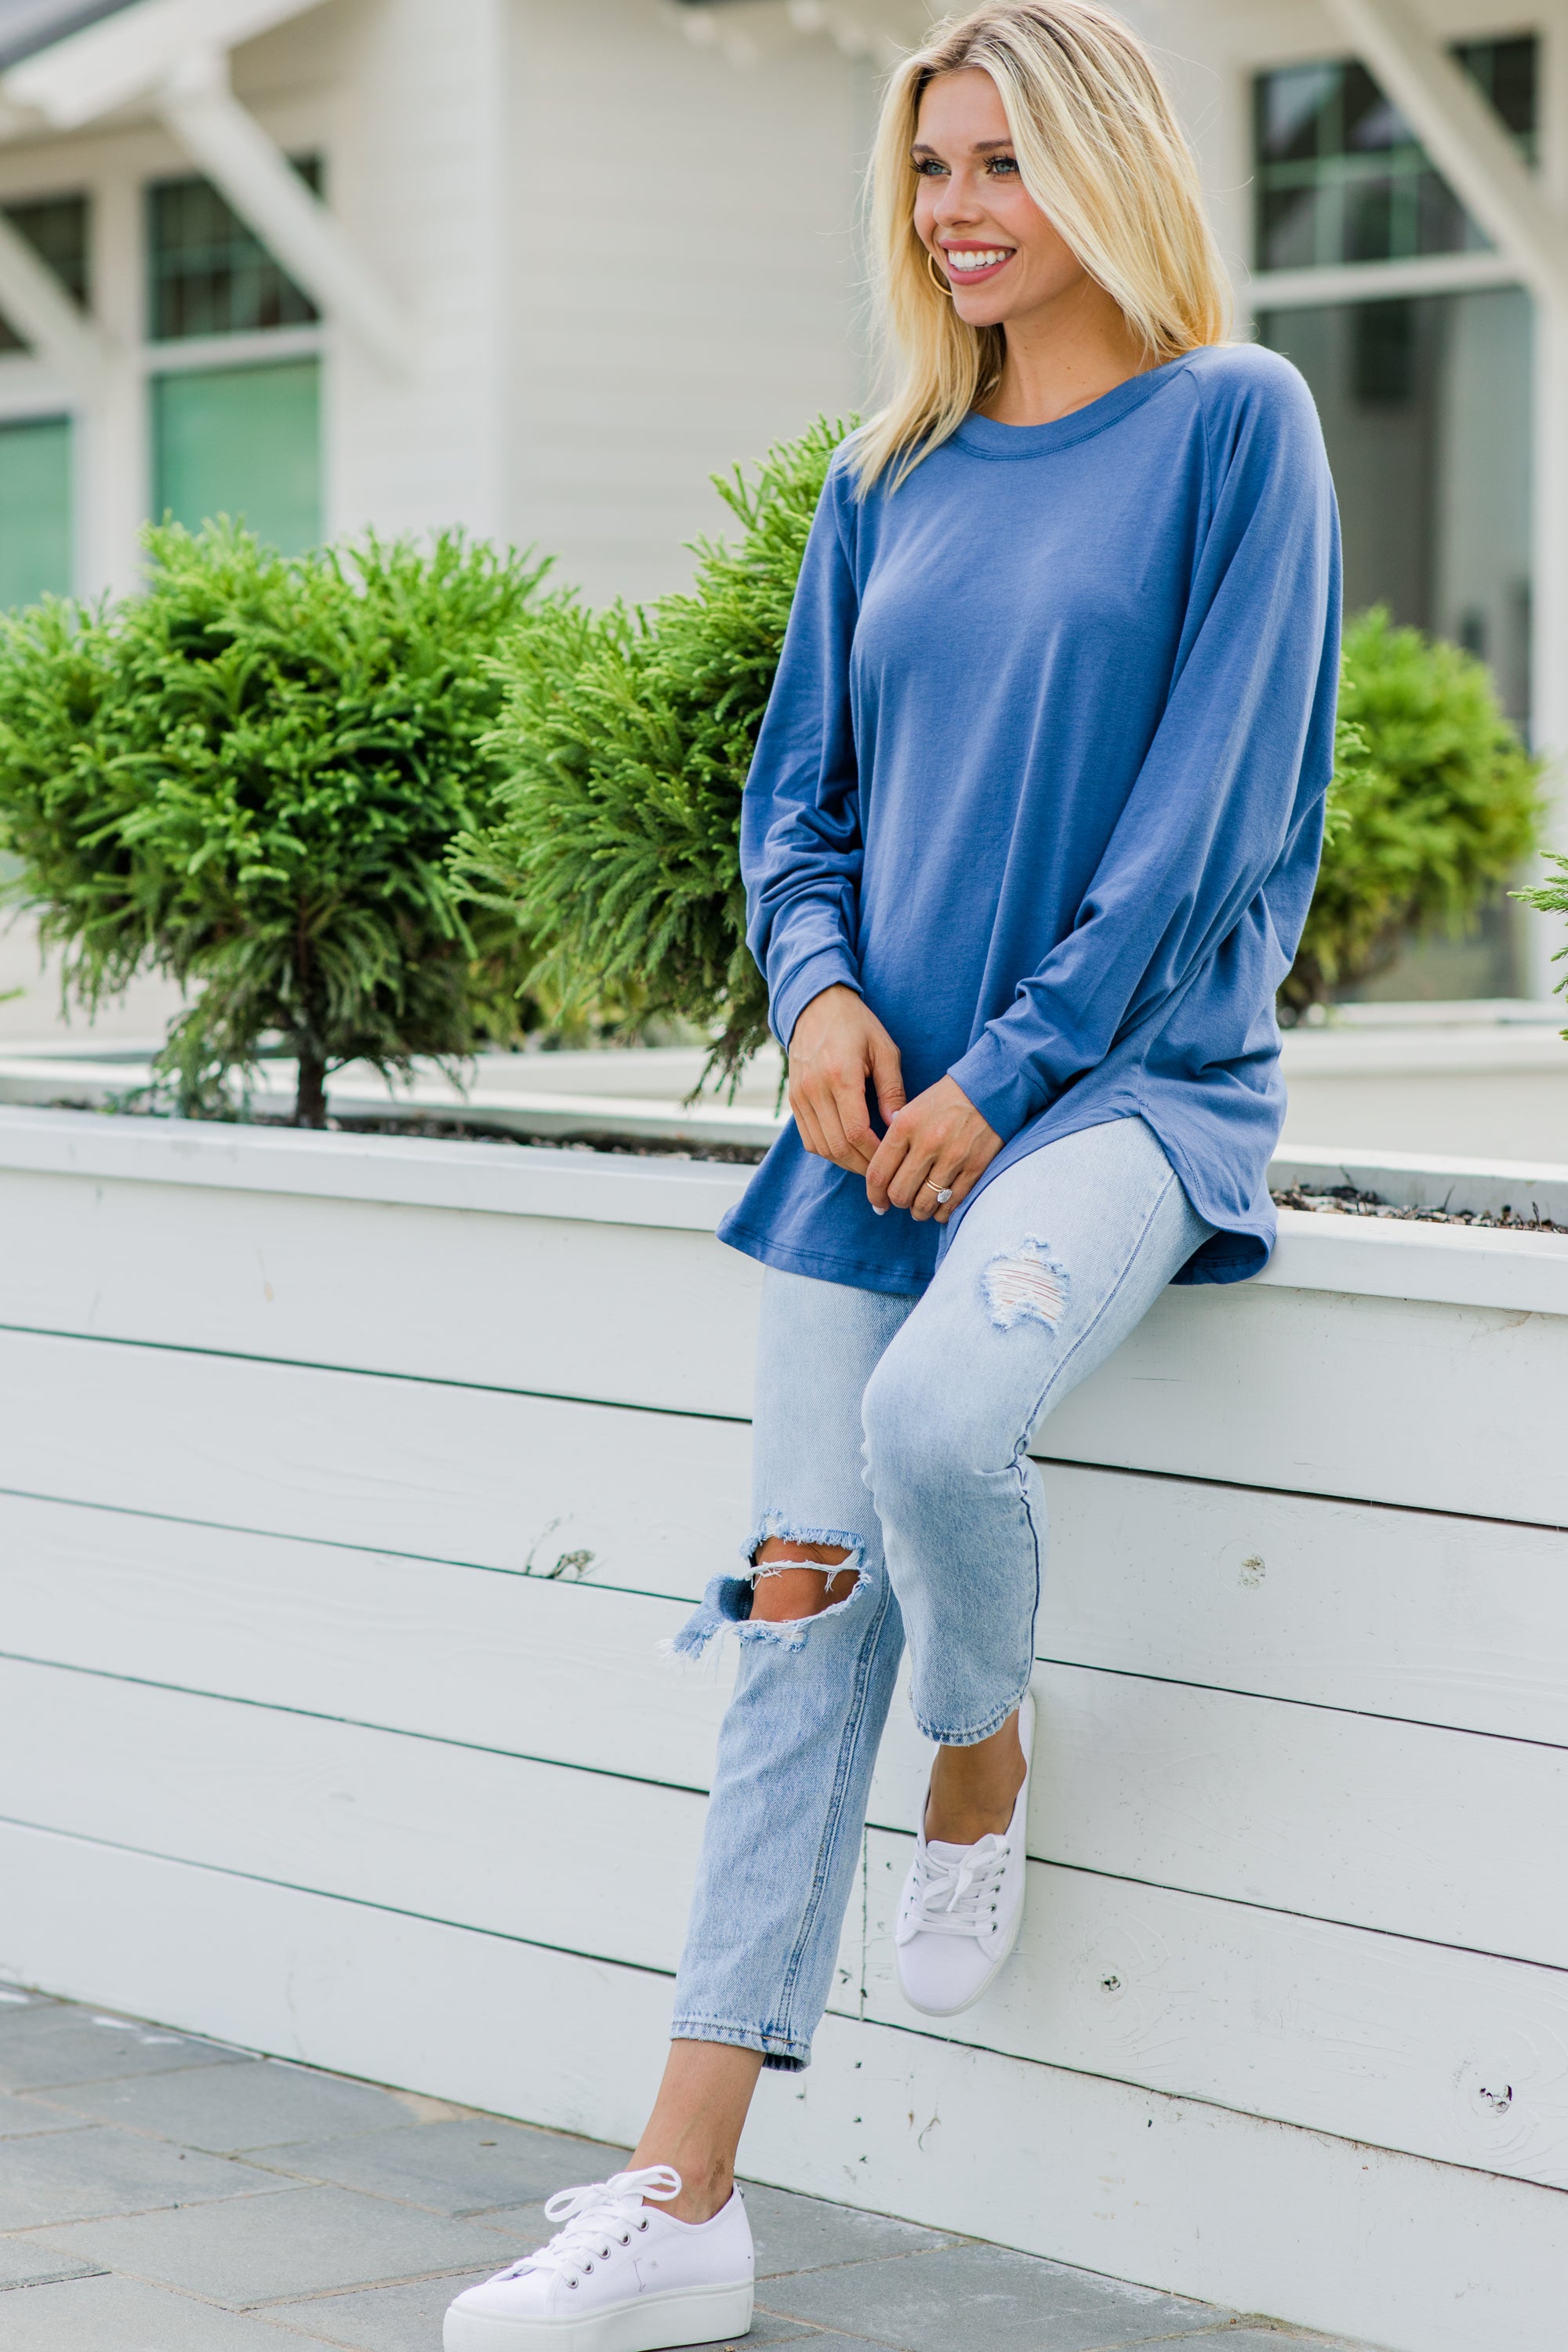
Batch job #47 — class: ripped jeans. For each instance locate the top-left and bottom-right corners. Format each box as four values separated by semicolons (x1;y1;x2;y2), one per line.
669;1115;1213;2071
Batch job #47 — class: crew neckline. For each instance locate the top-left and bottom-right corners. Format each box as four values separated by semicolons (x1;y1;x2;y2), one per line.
954;351;1193;459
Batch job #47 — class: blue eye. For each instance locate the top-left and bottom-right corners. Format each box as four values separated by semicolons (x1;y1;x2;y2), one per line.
988;155;1020;175
913;158;947;176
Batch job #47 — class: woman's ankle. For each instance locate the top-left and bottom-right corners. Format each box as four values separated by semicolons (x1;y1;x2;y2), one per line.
925;1711;1026;1845
626;2148;732;2223
626;2037;762;2223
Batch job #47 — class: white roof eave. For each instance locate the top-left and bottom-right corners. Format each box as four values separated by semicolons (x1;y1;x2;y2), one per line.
0;0;328;136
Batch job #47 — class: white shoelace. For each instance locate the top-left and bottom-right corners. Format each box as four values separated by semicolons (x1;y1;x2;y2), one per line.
907;1832;1010;1938
492;2164;681;2286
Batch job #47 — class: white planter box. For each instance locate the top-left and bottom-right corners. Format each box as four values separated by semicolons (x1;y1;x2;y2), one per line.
1279;1000;1568;1162
4;995;1567;1161
2;1106;1566;2352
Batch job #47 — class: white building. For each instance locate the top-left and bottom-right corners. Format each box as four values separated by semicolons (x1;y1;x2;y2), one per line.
0;0;1560;993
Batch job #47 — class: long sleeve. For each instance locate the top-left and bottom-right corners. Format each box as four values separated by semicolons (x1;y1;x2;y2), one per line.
948;368;1340;1144
740;474;865;1051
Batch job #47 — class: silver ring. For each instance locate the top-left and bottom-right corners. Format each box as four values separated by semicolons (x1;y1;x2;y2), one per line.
925;1181;954;1204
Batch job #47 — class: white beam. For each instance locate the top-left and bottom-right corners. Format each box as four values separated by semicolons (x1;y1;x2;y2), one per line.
156;49;411;379
1246;249;1518;313
0;0;323;132
0;212;107;392
1320;0;1568;314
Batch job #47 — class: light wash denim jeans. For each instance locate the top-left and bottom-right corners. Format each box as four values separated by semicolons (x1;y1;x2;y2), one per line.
670;1116;1213;2071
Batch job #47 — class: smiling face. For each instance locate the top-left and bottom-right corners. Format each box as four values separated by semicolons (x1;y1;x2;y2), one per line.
912;66;1088;325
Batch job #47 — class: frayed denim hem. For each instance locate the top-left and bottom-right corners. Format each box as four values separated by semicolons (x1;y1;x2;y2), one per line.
670;2018;810;2072
913;1671;1033;1749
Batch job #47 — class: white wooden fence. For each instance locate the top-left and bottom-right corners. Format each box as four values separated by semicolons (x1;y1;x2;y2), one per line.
2;1107;1566;2350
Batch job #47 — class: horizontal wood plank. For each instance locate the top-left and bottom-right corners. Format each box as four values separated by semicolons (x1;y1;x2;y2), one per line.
2;1171;1565;1519
0;1171;761;1417
0;1657;862;2015
862;1828;1568;2190
0;1329;749;1605
868;1662;1568;1969
9;1479;1568;1782
1042;1277;1568;1527
6;1315;1568;1739
0;1656;707;1975
1041;1462;1568;1744
6;1631;1566;1970
0;1495;739;1788
2;1820;1563;2352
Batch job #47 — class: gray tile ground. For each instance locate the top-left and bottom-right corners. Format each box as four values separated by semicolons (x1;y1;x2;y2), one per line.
0;2004;239;2093
243;2118;625;2216
0;2121;289;2230
22;2056;423;2152
0;1987;1369;2352
0;2271;310;2348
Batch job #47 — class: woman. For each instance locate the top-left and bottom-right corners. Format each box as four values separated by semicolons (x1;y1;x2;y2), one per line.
445;5;1338;2346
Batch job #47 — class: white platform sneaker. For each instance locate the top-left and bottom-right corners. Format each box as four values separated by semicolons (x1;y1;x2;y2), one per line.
443;2163;754;2350
894;1691;1035;2017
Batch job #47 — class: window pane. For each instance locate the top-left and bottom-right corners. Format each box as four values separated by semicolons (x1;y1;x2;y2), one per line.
0;193;89;354
0;415;71;607
151;359;321;554
1260;288;1533;994
147;162;320;341
1254;40;1536;269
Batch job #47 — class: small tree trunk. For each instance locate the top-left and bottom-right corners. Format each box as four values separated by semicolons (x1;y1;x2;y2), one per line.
295;1045;328;1127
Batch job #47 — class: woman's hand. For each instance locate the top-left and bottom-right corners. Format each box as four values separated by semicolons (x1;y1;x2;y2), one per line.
866;1075;1001;1224
788;985;906;1173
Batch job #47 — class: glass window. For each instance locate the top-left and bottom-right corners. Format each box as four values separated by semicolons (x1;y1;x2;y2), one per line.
0;193;89;354
0;415;71;606
1260;288;1531;712
1254;38;1536;270
151;358;321;554
147;160;321;341
1260;287;1533;993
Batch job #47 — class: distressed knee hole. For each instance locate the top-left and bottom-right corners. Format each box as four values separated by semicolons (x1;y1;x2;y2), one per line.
983;1237;1070;1331
668;1519;866;1658
749;1545;859;1622
750;1534;859;1622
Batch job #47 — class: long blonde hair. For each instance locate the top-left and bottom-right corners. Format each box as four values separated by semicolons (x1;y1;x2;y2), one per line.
853;2;1230;493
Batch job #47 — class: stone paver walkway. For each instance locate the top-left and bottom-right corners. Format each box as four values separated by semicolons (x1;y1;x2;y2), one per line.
0;1987;1363;2351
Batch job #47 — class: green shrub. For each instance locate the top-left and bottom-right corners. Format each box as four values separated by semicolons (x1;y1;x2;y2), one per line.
1283;608;1544;1013
460;419;848;1083
1515;854;1568;1035
0;521;545;1123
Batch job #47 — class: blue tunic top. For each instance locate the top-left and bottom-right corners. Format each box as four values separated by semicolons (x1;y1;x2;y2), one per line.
717;343;1341;1295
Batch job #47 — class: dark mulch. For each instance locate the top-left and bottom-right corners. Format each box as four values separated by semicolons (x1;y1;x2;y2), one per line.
1272;1181;1566;1234
27;1098;1568;1220
34;1096;772;1164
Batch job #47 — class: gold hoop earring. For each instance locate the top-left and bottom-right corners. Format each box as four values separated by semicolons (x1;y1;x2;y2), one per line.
926;248;953;297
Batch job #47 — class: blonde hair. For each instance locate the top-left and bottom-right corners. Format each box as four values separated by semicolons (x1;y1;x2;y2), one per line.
853;2;1230;493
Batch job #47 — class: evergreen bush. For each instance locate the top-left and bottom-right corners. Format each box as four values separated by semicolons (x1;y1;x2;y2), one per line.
1282;608;1543;1013
472;425;1543;1070
0;521;544;1123
459;419;848;1083
1516;854;1568;1036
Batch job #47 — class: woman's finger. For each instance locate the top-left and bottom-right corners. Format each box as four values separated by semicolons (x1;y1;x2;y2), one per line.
891;1135;942;1215
931;1160;978;1223
865;1120;909;1212
808;1078;869;1174
830;1073;879;1172
789;1086;829;1163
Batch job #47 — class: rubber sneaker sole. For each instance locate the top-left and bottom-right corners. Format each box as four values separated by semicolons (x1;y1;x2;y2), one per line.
443;2278;754;2350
